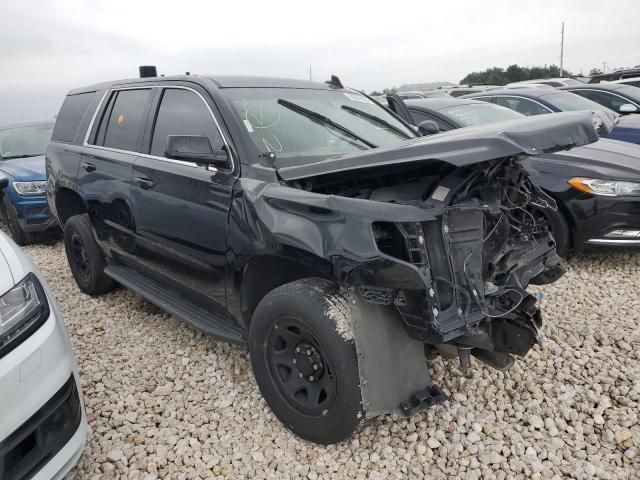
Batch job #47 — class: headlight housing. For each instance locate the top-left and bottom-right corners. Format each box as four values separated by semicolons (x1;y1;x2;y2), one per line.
0;273;49;358
568;177;640;197
12;181;47;196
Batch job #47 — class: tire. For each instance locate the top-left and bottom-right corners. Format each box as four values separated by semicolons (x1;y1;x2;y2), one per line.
1;202;29;246
249;278;363;444
529;206;571;257
63;214;115;295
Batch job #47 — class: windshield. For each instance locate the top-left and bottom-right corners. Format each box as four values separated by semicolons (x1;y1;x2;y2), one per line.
441;103;523;127
0;125;53;160
222;88;415;161
611;84;640;103
541;92;615;113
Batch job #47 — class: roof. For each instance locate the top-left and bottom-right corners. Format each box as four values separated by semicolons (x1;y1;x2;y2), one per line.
68;74;336;95
0;120;55;131
559;83;631;93
462;88;553;98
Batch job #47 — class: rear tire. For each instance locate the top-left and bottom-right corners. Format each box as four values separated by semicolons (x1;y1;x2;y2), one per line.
63;214;115;295
1;202;29;246
249;278;363;444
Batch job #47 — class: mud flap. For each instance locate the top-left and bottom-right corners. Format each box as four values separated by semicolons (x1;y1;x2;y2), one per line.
350;294;446;418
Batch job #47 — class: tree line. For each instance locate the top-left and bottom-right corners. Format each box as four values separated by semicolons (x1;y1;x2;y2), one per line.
460;64;571;85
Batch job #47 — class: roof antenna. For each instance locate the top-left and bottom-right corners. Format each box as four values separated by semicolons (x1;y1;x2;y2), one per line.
325;75;343;89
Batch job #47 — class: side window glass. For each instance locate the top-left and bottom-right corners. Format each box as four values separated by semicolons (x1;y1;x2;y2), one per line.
578;91;621;110
496;97;547;116
51;92;96;143
100;89;152;151
409;109;450;131
150;89;224;157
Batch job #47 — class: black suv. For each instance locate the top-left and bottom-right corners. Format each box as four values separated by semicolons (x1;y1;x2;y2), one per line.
46;69;606;444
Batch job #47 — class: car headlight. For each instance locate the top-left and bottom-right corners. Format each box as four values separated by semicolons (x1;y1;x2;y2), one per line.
12;181;47;196
0;273;50;358
568;177;640;197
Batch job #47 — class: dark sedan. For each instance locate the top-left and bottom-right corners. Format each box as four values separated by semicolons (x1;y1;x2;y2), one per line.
387;96;640;254
463;88;640;145
559;83;640;115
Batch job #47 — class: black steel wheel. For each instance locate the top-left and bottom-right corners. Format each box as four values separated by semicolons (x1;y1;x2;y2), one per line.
64;214;115;295
249;278;363;444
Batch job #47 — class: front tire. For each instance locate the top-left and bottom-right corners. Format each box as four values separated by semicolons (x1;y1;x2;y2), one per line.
1;202;29;246
249;278;363;444
529;206;571;257
63;214;115;295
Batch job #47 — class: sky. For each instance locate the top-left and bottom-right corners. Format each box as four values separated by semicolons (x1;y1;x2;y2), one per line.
0;0;638;123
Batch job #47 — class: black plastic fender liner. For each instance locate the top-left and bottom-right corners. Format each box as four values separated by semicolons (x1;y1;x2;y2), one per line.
349;293;446;418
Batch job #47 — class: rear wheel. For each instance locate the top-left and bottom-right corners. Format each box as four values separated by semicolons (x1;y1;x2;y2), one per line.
249;278;363;444
1;202;29;246
64;214;115;295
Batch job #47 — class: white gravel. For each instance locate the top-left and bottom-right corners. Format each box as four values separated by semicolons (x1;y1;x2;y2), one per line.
20;240;640;479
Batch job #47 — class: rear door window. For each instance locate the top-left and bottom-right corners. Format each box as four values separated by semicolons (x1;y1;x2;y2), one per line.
150;88;223;157
573;90;628;111
98;89;152;151
495;96;549;116
51;92;96;143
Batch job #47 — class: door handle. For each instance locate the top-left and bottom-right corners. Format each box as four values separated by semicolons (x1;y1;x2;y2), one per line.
81;162;96;172
134;177;155;189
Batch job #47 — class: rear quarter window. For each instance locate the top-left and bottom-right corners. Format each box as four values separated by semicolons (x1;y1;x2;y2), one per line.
51;92;96;143
94;89;152;152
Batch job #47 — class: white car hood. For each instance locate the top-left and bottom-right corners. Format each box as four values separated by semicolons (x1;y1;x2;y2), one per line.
0;231;32;294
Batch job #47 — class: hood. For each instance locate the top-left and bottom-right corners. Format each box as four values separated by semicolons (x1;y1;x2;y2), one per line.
0;155;46;181
537;138;640;180
276;112;609;181
617;114;640;129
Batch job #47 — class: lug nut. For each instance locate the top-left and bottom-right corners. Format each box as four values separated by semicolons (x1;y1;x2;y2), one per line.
306;349;311;356
295;347;300;353
308;376;314;381
313;364;318;370
292;358;297;364
299;372;303;378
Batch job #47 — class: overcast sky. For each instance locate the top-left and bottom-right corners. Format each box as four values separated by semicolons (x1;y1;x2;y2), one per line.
1;0;638;123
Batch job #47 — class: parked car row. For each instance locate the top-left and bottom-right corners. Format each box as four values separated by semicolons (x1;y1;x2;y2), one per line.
0;64;638;468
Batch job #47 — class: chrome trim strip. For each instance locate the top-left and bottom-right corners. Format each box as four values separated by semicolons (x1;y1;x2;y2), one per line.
587;238;640;245
82;85;233;173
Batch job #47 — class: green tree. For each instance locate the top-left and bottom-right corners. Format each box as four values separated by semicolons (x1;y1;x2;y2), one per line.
460;64;571;85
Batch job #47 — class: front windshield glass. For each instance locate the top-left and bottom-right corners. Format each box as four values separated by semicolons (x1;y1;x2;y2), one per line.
612;84;640;103
541;92;615;113
0;125;53;160
223;88;415;161
442;103;523;126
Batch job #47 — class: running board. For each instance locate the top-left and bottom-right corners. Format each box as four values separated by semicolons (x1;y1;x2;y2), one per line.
104;264;246;345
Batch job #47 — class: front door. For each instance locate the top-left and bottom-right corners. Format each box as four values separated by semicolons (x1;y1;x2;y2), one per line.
130;87;235;312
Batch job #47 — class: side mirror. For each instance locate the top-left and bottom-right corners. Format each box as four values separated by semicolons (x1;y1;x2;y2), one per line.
0;177;8;189
417;120;440;136
165;135;228;164
619;103;638;114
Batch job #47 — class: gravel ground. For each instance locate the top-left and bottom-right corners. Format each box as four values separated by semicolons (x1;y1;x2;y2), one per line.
20;240;640;480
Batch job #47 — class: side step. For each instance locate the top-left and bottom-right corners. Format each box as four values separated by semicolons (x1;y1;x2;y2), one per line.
104;264;246;346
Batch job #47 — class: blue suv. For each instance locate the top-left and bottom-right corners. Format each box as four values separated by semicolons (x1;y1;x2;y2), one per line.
0;121;56;245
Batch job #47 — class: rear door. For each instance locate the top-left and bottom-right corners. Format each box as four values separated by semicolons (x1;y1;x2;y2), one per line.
130;86;236;310
79;87;155;261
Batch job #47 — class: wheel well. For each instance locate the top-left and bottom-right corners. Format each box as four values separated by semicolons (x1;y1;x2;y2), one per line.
56;188;88;226
240;253;333;327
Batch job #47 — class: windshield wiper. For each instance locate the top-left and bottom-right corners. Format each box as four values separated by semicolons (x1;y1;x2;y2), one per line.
1;153;42;160
277;99;377;149
341;104;413;139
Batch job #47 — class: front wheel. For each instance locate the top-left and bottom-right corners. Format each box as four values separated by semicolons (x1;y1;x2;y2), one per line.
528;206;571;257
1;202;29;246
249;278;363;444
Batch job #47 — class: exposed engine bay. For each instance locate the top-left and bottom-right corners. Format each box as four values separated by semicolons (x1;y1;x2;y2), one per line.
286;158;563;372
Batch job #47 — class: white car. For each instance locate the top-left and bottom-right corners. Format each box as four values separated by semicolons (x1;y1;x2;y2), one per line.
0;229;86;479
609;77;640;89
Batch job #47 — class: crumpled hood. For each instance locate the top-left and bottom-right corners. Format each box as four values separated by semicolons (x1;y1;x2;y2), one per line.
276;111;610;181
0;155;46;181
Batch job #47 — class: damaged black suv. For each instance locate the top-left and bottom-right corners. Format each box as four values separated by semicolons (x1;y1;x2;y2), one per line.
46;69;609;444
